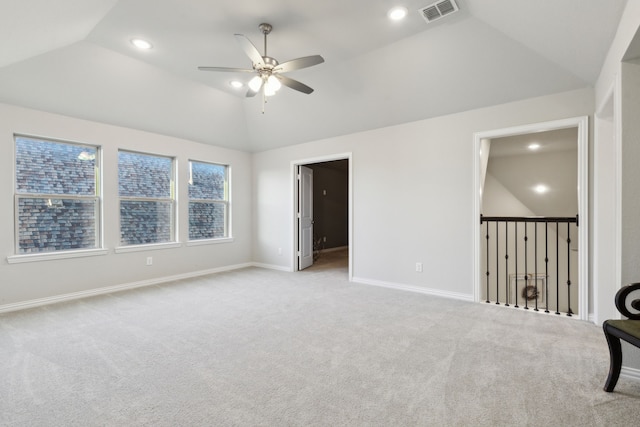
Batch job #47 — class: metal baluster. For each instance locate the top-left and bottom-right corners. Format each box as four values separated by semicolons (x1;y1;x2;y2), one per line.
566;222;572;317
545;221;550;313
485;220;490;304
556;221;560;314
514;221;519;308
534;223;539;311
524;222;529;310
496;221;500;305
504;221;509;306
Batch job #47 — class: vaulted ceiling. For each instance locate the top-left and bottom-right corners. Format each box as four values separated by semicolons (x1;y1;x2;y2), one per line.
0;0;627;152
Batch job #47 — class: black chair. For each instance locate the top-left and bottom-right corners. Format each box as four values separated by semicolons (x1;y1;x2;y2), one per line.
603;282;640;392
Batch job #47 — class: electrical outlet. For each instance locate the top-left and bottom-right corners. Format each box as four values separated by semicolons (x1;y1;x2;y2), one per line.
416;262;423;272
323;236;326;242
278;247;282;256
146;257;153;266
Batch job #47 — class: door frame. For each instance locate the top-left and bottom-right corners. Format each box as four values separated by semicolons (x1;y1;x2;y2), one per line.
291;153;353;280
472;116;589;320
593;80;622;324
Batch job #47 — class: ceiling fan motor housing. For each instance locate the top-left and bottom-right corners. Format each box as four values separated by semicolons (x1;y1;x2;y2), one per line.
259;56;279;71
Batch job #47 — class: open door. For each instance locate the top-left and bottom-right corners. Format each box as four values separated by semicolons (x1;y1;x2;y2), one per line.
298;165;314;270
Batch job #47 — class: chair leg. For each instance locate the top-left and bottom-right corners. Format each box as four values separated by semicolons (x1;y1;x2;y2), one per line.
603;325;623;392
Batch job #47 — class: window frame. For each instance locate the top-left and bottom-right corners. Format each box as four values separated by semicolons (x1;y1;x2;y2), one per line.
116;149;177;249
9;134;105;262
187;159;232;244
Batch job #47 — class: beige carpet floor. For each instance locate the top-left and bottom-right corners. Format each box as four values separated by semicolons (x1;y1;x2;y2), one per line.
1;249;639;426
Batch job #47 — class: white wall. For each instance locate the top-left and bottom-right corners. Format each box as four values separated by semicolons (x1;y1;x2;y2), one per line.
593;1;640;368
252;88;594;299
0;103;252;308
483;173;535;217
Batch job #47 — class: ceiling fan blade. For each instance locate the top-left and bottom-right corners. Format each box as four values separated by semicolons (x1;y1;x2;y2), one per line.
198;66;254;73
274;55;324;73
276;75;314;94
234;34;264;67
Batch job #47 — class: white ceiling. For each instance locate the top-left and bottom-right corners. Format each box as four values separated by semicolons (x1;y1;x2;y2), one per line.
0;0;627;152
487;128;578;217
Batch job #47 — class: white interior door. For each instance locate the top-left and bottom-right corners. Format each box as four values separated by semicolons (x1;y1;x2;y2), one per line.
298;165;313;270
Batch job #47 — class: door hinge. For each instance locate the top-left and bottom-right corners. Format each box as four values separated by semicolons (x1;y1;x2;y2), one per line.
297;174;301;180
297;251;301;257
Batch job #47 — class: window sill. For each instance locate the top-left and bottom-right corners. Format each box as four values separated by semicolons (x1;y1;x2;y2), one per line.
115;242;182;254
187;237;234;247
7;248;109;264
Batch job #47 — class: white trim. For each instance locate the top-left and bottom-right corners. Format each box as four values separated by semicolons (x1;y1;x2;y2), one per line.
473;116;590;320
251;262;294;272
0;263;254;314
114;242;182;253
614;72;623;318
7;248;109;264
593;79;621;324
291;153;353;281
352;276;474;302
186;237;234;247
621;366;640;383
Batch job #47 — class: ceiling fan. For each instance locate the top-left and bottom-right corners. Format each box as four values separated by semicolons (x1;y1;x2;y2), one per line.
198;23;324;105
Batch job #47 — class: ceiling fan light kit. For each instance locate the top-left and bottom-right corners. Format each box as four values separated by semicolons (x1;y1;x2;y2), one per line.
198;23;324;113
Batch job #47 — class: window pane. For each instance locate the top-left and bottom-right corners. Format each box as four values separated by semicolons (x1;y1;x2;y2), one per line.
120;200;173;245
189;202;226;240
16;136;96;196
189;162;226;200
118;151;172;198
18;198;97;253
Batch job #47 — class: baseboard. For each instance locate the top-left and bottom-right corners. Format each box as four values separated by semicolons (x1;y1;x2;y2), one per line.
0;263;254;314
621;366;640;383
250;262;293;272
352;276;474;302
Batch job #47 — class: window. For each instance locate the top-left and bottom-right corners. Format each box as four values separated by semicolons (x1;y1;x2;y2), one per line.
118;151;175;246
188;160;229;240
15;135;100;254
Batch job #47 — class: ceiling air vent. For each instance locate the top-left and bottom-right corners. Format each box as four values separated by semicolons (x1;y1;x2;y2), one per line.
419;0;459;24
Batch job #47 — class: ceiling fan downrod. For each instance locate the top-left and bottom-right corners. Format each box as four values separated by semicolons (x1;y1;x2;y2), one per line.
259;23;272;57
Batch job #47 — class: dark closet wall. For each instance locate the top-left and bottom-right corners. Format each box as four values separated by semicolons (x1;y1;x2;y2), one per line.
309;160;348;250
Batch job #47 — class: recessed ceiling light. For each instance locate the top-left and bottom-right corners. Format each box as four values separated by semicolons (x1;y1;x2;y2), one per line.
534;184;548;194
388;6;408;21
131;38;153;50
528;143;541;150
229;80;244;89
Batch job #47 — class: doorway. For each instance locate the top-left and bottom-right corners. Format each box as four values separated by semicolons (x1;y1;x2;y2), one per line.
292;153;352;279
473;117;589;320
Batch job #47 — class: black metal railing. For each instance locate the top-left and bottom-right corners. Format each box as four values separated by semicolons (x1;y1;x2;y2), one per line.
480;215;578;316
